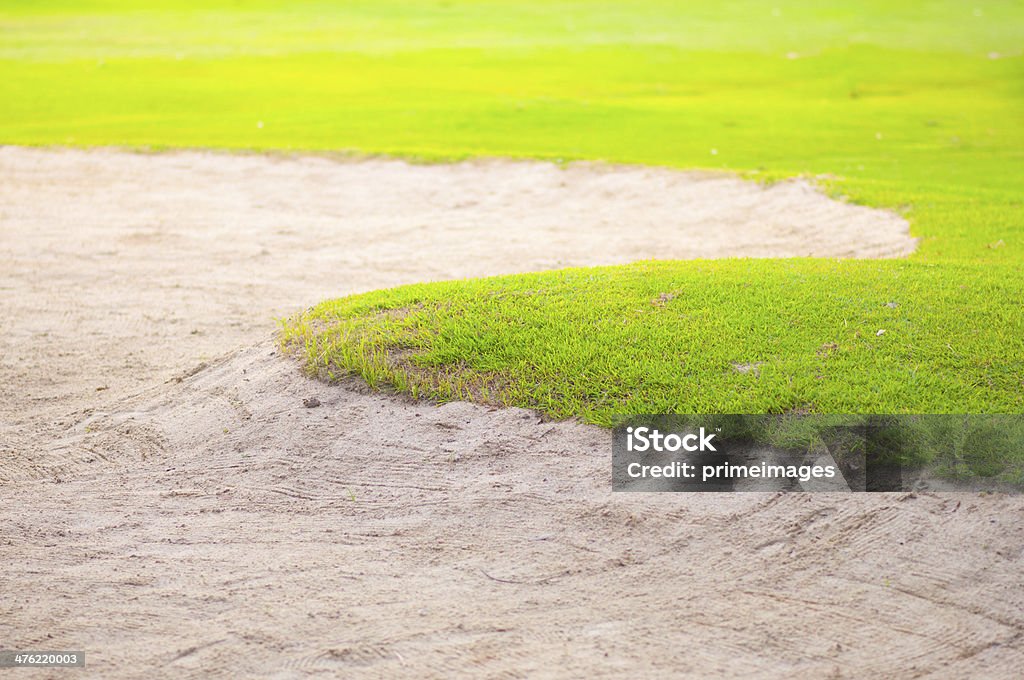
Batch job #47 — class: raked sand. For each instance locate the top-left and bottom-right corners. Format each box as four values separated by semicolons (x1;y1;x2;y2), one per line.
5;148;1020;678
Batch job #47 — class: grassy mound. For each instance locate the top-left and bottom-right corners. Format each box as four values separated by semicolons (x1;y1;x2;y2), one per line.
283;259;1023;421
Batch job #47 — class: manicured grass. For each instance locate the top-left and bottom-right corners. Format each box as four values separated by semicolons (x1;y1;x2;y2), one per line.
3;1;1023;417
283;260;1024;420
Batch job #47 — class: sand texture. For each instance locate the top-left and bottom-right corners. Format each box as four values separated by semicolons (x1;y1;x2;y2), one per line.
5;148;1021;678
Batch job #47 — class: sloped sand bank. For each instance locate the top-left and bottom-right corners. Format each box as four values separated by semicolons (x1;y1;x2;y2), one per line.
2;343;1021;677
5;148;1019;677
0;146;915;477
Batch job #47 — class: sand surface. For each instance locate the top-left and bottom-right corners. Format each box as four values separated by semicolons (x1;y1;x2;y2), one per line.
2;147;1021;678
0;146;916;476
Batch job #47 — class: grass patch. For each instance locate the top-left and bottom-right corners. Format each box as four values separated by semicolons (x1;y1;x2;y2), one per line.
283;259;1024;420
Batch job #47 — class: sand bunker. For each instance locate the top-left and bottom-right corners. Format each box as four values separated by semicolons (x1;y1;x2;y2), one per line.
3;342;1021;677
0;146;915;478
5;147;1019;677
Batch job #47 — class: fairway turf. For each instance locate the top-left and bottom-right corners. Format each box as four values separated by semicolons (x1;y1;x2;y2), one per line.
284;259;1024;416
3;2;1022;425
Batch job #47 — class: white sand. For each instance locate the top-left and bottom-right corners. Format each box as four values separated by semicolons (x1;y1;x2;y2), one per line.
0;146;916;476
4;148;1020;678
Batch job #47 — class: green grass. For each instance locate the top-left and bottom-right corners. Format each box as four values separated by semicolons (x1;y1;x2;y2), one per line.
282;260;1024;418
3;1;1023;422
